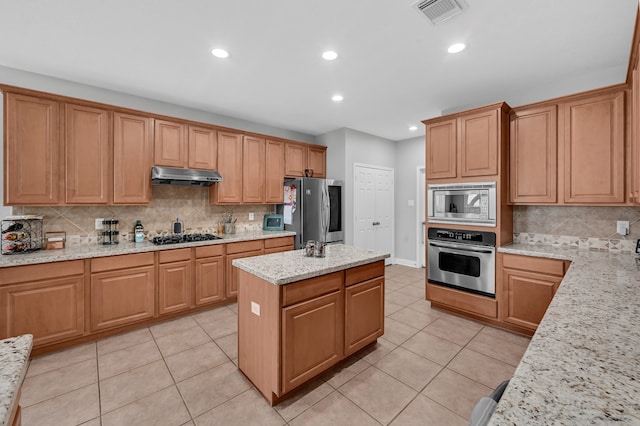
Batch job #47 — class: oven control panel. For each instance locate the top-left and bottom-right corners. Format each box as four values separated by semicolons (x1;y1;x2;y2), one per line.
428;227;496;246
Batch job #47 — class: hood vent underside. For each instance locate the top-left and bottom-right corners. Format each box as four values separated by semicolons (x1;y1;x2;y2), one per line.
414;0;465;25
151;166;222;187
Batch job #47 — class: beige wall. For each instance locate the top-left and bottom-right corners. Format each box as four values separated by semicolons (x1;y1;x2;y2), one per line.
12;186;273;244
514;205;640;239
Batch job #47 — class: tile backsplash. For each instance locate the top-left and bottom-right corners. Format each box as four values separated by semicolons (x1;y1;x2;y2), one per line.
12;186;275;245
514;205;640;252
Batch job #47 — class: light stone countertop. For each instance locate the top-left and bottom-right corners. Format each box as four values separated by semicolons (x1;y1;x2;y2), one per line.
0;334;32;426
0;230;295;268
489;243;640;425
232;243;390;285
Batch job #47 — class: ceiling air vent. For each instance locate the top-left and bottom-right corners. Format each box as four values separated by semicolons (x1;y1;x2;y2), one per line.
414;0;466;25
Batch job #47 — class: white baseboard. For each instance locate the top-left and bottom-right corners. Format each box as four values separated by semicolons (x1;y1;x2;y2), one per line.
393;258;420;268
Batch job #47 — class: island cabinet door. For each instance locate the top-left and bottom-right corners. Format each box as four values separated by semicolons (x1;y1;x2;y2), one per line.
344;277;384;356
281;290;343;394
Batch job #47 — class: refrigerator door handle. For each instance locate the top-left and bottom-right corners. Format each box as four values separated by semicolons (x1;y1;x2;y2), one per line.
321;184;329;240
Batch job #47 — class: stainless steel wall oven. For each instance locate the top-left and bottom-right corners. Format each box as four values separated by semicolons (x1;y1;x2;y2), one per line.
427;227;496;298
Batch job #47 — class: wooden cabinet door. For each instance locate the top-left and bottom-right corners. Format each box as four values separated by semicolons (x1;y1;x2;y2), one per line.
509;106;557;204
242;136;266;203
226;248;264;297
4;93;61;205
562;91;625;204
265;139;285;203
281;290;343;394
211;131;243;203
195;256;225;305
65;103;110;204
154;119;187;168
158;261;192;315
284;142;307;177
344;277;384;356
188;125;217;170
425;118;457;180
0;275;84;347
460;109;498;177
90;265;155;331
113;112;152;204
307;146;326;178
503;269;560;331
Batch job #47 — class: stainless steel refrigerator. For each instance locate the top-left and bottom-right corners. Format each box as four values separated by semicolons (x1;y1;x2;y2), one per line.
277;178;344;249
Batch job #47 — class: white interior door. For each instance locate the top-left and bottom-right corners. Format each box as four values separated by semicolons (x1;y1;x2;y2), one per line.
354;164;394;264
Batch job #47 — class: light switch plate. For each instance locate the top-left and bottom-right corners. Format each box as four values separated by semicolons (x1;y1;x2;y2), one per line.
617;220;629;236
95;218;104;230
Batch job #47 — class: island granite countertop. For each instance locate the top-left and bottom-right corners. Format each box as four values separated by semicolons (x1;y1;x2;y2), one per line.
232;244;390;285
0;334;32;426
489;243;640;424
0;230;295;269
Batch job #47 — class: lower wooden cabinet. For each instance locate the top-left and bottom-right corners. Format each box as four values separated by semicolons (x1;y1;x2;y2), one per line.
344;277;384;356
194;245;225;305
0;260;85;347
225;240;264;297
90;253;156;331
501;253;568;331
263;236;295;254
158;248;192;315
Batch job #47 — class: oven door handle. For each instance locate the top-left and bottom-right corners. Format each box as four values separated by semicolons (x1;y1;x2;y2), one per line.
428;241;494;254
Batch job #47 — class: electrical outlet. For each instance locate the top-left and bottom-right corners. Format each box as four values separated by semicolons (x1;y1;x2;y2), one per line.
249;212;255;221
617;220;629;236
407;199;415;207
95;218;104;230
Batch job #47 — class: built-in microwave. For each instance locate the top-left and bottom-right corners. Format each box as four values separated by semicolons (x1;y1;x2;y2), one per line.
427;182;497;227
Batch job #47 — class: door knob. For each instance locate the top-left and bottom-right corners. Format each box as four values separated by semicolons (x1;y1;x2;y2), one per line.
372;221;380;226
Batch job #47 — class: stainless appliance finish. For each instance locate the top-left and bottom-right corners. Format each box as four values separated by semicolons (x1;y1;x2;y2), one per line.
427;227;496;297
151;166;222;186
427;182;496;227
277;178;343;249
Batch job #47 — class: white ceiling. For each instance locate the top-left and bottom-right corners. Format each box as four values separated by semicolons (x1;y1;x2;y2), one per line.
0;0;637;141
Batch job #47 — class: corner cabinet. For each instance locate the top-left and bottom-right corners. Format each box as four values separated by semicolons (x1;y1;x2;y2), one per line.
424;103;508;181
500;253;569;332
113;112;152;204
4;93;61;205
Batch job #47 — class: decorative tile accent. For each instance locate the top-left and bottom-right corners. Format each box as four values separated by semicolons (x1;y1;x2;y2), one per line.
513;233;637;253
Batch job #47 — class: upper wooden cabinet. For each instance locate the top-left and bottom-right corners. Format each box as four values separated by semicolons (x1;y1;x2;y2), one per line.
210;131;243;204
561;90;625;204
509;106;558;204
4;93;61;205
188;125;217;170
243;136;266;203
424;103;508;181
153;120;217;171
113;112;152;204
284;142;327;178
65;103;111;204
265;139;285;203
307;146;327;178
154;119;187;168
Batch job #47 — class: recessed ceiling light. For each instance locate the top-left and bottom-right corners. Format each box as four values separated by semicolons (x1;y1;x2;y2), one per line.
331;94;344;102
447;43;466;54
409;126;418;131
211;48;229;58
322;51;338;61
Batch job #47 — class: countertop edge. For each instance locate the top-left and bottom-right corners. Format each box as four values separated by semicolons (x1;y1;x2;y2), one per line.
0;334;33;426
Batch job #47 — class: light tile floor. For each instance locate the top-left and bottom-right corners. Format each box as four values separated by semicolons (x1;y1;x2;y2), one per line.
20;265;531;426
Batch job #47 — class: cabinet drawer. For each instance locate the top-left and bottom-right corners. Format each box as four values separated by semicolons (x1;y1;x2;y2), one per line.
0;260;84;285
91;252;155;273
282;272;343;307
427;283;497;318
264;237;294;249
195;244;224;258
159;248;191;264
226;240;263;255
502;254;567;277
345;261;384;286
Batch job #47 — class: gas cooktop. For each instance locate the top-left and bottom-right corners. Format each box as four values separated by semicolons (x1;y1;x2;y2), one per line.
151;233;222;245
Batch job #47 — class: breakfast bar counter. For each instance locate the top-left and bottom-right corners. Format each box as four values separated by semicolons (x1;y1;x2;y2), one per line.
490;244;640;424
0;334;32;426
233;244;390;404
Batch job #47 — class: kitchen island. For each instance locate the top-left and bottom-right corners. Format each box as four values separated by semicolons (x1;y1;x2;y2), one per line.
490;244;640;424
232;244;389;404
0;334;32;426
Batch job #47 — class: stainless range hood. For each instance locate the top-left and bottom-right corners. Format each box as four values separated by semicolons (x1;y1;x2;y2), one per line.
151;166;222;187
